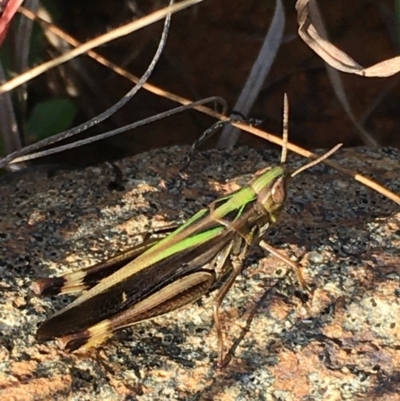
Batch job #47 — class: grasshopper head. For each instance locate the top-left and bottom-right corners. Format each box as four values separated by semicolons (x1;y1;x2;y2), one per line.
250;165;289;225
248;94;341;240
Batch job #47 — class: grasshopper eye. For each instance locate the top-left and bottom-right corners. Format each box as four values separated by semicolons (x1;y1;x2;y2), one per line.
271;177;286;204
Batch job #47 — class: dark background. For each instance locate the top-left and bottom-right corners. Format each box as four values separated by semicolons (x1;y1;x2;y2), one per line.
7;0;400;166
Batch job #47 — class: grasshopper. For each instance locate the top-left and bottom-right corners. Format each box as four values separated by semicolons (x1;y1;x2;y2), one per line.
33;99;341;366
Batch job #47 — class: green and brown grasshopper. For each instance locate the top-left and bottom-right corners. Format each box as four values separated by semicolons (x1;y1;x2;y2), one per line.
33;100;341;367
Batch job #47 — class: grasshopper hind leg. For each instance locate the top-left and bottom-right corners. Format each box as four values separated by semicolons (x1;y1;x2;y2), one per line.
56;271;216;353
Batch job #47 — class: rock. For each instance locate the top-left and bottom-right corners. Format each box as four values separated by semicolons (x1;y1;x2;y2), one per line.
0;145;399;400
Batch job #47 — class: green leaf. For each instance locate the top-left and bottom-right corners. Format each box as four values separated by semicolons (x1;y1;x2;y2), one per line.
25;98;77;141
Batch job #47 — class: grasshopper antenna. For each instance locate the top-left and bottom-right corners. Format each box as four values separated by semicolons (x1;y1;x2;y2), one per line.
291;144;342;178
282;95;342;178
281;93;289;165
